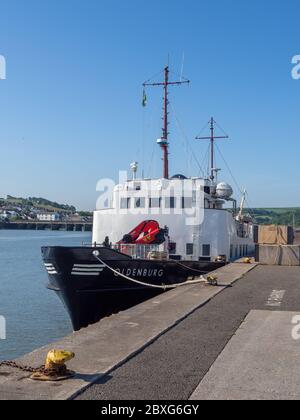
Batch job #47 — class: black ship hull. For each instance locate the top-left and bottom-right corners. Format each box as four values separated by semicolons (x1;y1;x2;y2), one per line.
42;246;225;331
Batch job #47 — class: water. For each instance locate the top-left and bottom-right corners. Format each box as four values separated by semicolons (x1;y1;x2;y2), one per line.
0;230;92;361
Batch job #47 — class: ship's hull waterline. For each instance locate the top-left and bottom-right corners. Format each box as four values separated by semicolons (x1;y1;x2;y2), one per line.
42;246;225;331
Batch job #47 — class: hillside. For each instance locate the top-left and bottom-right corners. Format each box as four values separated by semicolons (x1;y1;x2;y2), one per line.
1;196;76;213
247;208;300;227
0;195;81;222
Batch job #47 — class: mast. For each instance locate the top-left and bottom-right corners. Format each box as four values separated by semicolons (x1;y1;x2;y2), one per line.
210;117;215;180
196;117;229;181
143;66;190;179
163;66;169;179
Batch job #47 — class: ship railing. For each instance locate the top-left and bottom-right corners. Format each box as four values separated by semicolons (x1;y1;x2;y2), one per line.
112;243;161;259
82;242;164;260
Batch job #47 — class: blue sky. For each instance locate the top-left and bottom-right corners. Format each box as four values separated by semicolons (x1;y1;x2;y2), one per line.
0;0;299;210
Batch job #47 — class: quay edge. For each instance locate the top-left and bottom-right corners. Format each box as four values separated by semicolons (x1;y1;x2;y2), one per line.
0;262;256;400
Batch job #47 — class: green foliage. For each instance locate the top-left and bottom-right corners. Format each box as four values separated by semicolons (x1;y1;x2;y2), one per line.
28;197;76;212
3;196;76;213
77;211;93;217
246;208;300;227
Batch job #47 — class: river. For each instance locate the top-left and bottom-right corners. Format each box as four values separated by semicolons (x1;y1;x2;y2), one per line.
0;230;92;360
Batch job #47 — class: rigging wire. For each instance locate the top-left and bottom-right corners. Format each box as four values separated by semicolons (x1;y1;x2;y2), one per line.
215;143;256;219
195;120;211;139
169;69;190;84
142;88;165;178
147;139;156;179
213;119;229;138
169;102;206;177
169;103;190;176
201;144;211;178
143;69;165;85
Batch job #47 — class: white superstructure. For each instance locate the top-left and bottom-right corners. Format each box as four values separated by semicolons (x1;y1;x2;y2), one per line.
93;175;254;262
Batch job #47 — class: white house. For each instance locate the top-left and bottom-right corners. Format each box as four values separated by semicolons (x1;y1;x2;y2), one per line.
37;213;61;222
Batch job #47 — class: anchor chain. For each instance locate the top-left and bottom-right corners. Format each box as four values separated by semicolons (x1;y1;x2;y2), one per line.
0;360;67;377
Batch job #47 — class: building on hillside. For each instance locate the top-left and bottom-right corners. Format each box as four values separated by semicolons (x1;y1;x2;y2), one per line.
37;213;61;222
0;210;17;220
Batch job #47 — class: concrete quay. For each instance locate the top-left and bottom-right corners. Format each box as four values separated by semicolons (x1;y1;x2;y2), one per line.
190;310;300;400
77;265;300;400
0;262;256;400
0;221;92;232
2;263;300;400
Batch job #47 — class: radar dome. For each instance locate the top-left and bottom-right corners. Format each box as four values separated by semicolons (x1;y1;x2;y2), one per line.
171;174;187;180
216;182;233;200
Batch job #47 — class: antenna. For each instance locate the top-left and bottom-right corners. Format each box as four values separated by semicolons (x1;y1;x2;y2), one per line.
130;162;138;181
196;117;229;181
180;52;185;81
143;66;190;179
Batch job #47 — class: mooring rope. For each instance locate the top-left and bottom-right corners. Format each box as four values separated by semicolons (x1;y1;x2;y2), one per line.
92;251;208;290
173;260;207;274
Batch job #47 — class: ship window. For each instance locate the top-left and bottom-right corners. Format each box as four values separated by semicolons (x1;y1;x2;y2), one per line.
182;197;193;209
149;197;161;208
204;186;210;194
165;197;176;209
199;257;211;262
120;197;131;209
202;244;211;257
135;197;145;208
186;243;194;255
169;255;182;261
169;242;177;255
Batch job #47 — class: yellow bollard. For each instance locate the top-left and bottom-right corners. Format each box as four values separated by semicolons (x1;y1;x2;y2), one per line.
206;275;218;286
30;350;75;382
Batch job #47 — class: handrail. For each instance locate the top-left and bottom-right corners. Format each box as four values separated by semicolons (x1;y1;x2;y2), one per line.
81;242;164;260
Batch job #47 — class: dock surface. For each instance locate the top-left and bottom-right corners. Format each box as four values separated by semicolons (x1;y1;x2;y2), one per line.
191;310;300;400
77;265;300;401
0;262;255;400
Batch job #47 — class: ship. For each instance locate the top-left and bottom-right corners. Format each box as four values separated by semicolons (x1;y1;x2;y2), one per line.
42;66;255;331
